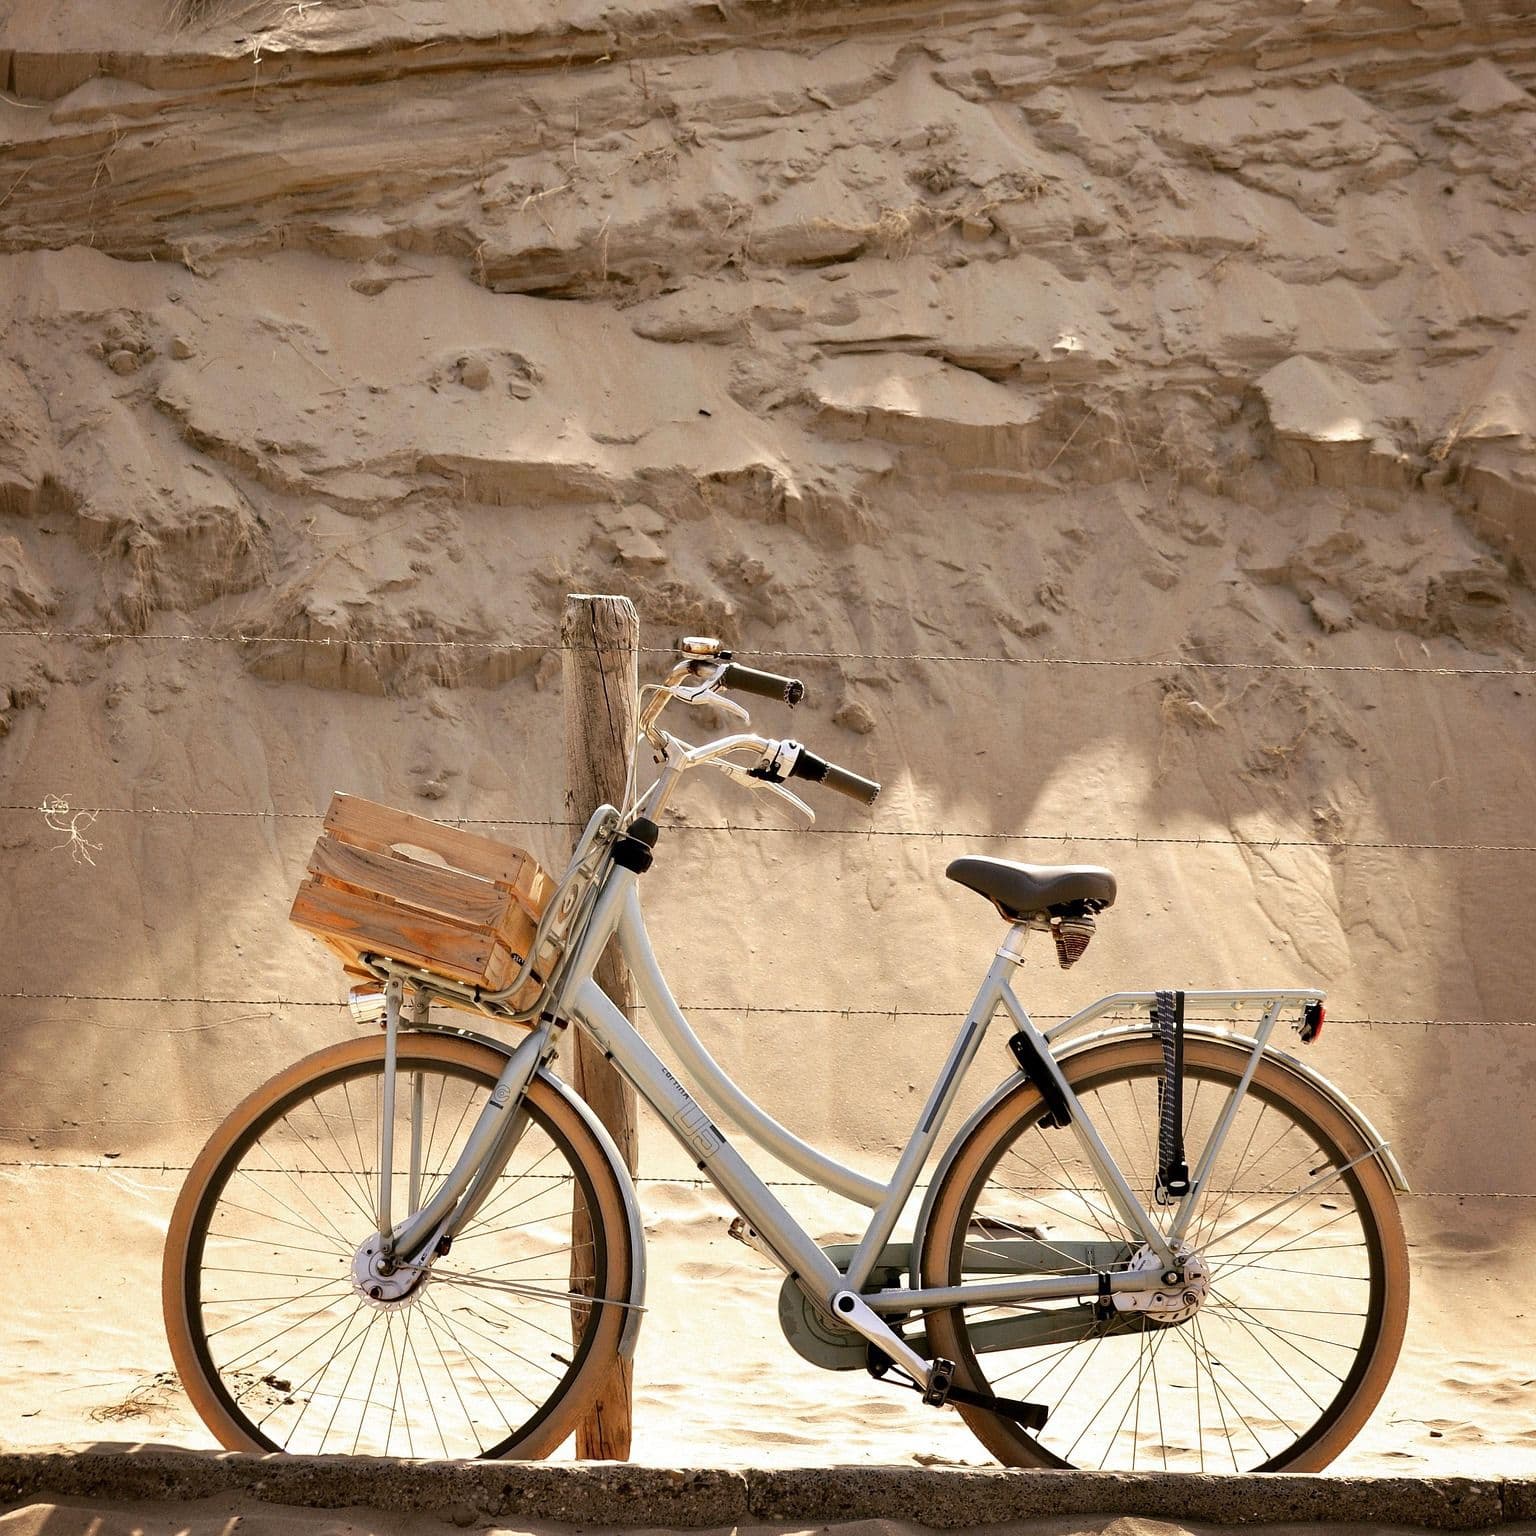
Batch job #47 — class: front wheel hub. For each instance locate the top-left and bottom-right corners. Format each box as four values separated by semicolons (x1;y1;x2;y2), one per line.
351;1238;427;1309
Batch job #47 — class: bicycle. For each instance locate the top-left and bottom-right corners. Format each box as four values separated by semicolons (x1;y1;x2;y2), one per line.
163;636;1409;1472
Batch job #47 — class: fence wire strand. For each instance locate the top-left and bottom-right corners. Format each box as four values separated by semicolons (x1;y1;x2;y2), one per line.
0;1158;1526;1200
1;803;1530;854
2;626;1532;678
0;989;1528;1028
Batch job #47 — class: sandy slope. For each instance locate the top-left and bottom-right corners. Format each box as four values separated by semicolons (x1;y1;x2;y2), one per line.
1;0;1534;1477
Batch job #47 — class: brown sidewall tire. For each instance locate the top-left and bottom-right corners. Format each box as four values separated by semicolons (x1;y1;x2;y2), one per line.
919;1035;1409;1471
162;1033;633;1459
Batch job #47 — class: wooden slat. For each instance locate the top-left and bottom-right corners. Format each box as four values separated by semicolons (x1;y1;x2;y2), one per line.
292;793;551;1000
324;793;542;896
290;878;496;987
297;887;541;1003
308;837;510;931
519;862;554;920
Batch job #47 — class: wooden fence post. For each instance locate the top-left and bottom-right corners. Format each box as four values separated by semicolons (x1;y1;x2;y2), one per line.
562;593;640;1461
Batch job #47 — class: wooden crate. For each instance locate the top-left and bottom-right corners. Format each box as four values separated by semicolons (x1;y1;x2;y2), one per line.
290;793;552;1008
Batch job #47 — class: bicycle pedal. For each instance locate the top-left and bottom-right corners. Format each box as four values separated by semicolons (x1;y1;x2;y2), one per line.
922;1358;956;1406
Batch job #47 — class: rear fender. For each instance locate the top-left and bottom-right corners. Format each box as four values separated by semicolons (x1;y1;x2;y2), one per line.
912;1022;1408;1272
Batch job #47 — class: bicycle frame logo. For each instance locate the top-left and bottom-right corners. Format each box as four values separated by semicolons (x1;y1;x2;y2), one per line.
671;1102;722;1157
660;1064;722;1156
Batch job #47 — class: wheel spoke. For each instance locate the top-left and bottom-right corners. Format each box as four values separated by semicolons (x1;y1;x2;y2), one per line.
1204;1288;1343;1396
1205;1206;1365;1284
204;1275;344;1341
317;1306;382;1453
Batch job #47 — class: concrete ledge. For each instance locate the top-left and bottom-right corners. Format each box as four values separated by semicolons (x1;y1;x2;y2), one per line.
1;1450;1533;1530
747;1469;1514;1528
1499;1479;1536;1523
0;1454;748;1527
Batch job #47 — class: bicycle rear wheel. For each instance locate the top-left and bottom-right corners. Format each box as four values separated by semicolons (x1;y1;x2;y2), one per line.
919;1034;1407;1472
164;1033;633;1458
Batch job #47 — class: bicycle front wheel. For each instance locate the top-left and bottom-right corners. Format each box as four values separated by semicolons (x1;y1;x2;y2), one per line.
919;1034;1407;1472
164;1033;634;1458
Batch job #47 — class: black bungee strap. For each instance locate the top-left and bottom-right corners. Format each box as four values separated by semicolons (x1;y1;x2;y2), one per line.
1153;989;1190;1204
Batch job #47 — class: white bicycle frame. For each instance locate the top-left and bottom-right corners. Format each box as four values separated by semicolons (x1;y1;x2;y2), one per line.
364;733;1353;1389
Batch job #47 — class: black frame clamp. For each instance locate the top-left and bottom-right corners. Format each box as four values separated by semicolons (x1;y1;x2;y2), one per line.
1094;1270;1114;1323
611;817;660;874
1008;1030;1072;1128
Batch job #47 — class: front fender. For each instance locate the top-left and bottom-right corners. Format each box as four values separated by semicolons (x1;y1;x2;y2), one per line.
411;1021;648;1360
912;1022;1408;1272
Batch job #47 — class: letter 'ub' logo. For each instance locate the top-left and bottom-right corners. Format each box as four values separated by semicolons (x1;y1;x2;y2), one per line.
672;1103;722;1158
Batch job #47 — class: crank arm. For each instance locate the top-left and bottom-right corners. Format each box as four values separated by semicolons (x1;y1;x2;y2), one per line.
828;1288;931;1385
826;1289;1048;1434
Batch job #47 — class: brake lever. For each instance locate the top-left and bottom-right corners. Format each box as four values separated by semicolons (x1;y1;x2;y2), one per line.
674;665;752;724
714;760;816;826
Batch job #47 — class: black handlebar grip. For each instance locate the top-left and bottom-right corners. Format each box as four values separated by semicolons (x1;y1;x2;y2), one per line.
718;662;805;707
822;762;882;805
790;748;882;806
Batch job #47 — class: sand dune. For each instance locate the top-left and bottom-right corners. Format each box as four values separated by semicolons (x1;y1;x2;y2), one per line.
1;0;1534;1480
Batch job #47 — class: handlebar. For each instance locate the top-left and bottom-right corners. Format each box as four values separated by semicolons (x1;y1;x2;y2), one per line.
788;746;881;806
642;644;879;821
713;661;805;707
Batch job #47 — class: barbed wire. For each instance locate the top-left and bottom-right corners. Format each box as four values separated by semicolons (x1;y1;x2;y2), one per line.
0;1157;1526;1199
0;628;550;652
0;803;564;825
2;626;1531;679
0;989;1528;1028
1;802;1530;854
721;646;1536;680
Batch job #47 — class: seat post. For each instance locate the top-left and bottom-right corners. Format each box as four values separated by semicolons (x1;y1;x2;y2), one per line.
995;921;1032;966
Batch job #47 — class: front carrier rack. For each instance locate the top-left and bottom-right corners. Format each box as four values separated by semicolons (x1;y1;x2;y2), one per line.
289;792;618;1023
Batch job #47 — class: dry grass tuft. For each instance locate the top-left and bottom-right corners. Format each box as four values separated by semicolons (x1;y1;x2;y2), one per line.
167;0;327;34
805;202;928;257
40;795;103;866
1160;683;1223;732
1428;403;1476;464
1155;680;1227;781
90;1371;180;1422
167;0;221;27
808;197;1010;258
